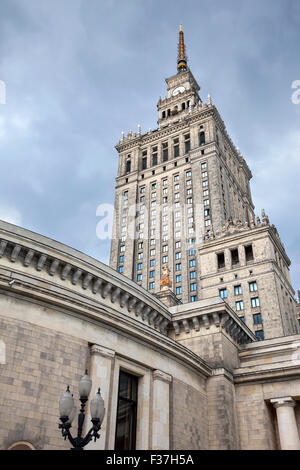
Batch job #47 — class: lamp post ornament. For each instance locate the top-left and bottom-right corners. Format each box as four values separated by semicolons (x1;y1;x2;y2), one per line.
58;370;105;450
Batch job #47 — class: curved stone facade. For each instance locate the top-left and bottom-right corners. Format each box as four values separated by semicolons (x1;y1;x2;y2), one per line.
0;220;300;450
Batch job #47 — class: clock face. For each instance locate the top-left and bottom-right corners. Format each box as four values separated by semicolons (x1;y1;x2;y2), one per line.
172;86;185;96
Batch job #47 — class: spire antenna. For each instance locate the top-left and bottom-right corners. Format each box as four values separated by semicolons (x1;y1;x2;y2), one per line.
177;25;187;73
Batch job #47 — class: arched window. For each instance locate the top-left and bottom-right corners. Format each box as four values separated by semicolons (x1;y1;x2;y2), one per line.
8;441;35;450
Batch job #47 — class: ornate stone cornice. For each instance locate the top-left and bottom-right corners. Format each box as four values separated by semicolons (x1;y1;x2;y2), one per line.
90;344;115;359
153;369;172;383
0;221;171;336
170;299;256;345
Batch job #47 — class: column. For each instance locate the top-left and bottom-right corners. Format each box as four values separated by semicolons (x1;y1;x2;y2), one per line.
270;397;300;450
151;370;172;450
85;344;115;450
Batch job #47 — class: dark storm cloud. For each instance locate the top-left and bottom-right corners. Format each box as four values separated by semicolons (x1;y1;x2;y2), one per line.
0;0;299;289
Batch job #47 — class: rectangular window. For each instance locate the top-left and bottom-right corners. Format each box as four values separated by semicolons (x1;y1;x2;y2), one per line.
189;249;195;256
119;266;124;273
174;175;179;182
176;286;182;295
253;313;262;325
150;259;155;267
137;263;142;270
219;288;227;299
142;157;147;170
190;271;196;279
120;256;124;263
217;252;225;269
186;171;192;178
249;281;258;292
176;275;182;283
149;282;155;290
204;199;209;206
175;241;181;249
176;263;182;271
189;259;196;267
199;131;205;145
245;245;254;262
162;256;168;263
137;274;142;281
203;189;209;196
126;160;131;173
184;134;190;154
231;249;239;266
173;138;180;158
255;330;264;341
187;197;193;204
201;162;207;169
115;371;138;450
191;296;197;302
149;270;155;278
138;252;143;260
175;252;181;260
162;142;168;162
234;285;242;296
190;283;197;292
236;300;244;311
202;180;208;187
251;297;260;308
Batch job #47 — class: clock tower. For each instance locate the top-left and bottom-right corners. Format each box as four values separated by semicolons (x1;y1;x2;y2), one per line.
110;25;300;339
157;25;202;129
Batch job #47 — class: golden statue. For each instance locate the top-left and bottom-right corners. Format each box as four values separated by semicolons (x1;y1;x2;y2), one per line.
160;266;172;291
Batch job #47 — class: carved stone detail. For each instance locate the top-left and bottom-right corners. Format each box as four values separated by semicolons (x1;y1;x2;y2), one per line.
11;245;21;263
24;249;35;267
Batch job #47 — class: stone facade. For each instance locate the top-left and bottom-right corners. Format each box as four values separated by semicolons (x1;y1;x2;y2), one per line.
1;28;300;451
0;220;300;450
109;29;299;341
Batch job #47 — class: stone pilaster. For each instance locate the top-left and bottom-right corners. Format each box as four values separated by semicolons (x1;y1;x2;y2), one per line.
270;397;300;450
151;370;172;450
85;344;115;450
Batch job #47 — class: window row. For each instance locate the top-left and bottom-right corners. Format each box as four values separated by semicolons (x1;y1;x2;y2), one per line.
217;245;254;270
219;281;258;298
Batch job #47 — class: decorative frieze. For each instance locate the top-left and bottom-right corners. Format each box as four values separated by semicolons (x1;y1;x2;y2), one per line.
24;249;35;267
172;309;254;345
0;237;171;337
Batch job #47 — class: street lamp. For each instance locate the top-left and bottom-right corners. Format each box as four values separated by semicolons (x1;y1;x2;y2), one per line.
58;370;105;450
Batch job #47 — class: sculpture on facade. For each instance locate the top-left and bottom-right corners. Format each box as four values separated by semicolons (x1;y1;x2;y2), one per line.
160;266;172;291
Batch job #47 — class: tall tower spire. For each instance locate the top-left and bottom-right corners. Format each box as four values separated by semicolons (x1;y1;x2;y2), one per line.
177;24;187;73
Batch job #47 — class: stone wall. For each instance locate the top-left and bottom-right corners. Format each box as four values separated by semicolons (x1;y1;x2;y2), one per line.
0;315;89;450
171;378;208;449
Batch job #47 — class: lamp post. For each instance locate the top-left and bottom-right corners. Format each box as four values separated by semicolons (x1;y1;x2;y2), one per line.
58;370;105;450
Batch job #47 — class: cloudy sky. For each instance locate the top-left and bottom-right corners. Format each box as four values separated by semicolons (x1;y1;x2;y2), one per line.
0;0;299;291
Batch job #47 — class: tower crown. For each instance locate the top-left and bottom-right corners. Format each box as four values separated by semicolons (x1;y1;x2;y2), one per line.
177;25;187;73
